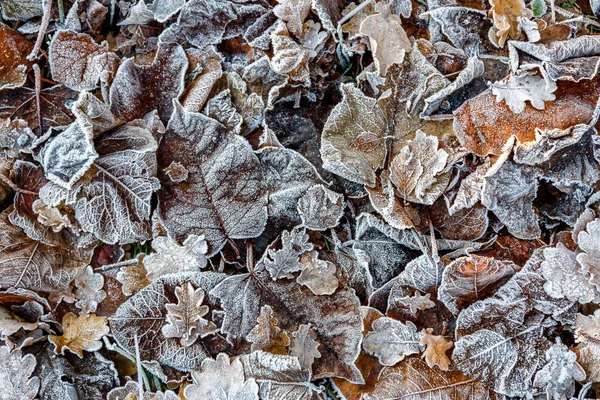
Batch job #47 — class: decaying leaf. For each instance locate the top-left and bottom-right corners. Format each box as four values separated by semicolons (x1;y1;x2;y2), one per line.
49;312;109;358
0;23;33;90
419;328;454;371
363;317;422;366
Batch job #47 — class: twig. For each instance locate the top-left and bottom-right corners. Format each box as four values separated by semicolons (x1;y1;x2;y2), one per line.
97;257;141;272
33;64;42;134
134;334;150;395
28;0;52;61
0;173;38;196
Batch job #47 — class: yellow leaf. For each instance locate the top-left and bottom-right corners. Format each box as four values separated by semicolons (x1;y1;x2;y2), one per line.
49;312;109;358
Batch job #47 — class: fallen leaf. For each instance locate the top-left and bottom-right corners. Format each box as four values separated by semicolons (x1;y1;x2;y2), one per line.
419;328;454;371
0;23;33;90
247;305;290;354
363;317;423;366
49;312;109;358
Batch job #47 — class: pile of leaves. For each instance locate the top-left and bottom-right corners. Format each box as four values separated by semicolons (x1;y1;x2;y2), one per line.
4;0;600;398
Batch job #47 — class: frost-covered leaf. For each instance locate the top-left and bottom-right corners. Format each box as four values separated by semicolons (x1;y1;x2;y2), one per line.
107;381;180;400
576;218;600;291
157;102;267;256
297;184;344;231
110;273;227;372
289;324;321;370
264;227;313;280
247;305;290;354
359;2;411;76
297;251;339;295
430;198;488;241
182;49;222;113
574;311;600;382
448;164;487;215
488;0;532;47
273;0;311;37
0;0;42;20
0;23;33;90
389;130;449;205
73;265;106;314
259;147;324;225
365;177;419;230
491;73;557;114
144;235;208;282
419;328;453;371
49;312;109;358
366;358;501;400
149;0;185;22
481;158;541;239
211;262;364;383
533;340;585;400
320;84;387;187
184;353;259;400
0;346;39;400
393;291;435;315
49;30;120;91
110;43;188;122
363;317;422;366
162;282;217;346
115;254;149;296
438;255;517;315
0;209;91;292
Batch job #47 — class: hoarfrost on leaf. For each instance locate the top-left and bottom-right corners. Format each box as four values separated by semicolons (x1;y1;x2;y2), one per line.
533;340;586;400
419;328;454;371
247;305;290;354
264;227;313;280
297;184;344;231
49;312;109;358
144;235;208;282
289;323;321;370
363;317;423;366
0;346;39;400
491;73;557;114
296;251;339;295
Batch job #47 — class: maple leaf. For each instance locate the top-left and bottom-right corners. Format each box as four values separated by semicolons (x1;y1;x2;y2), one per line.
184;353;259;400
0;346;39;399
363;317;423;366
247;305;290;354
162;282;217;346
157;101;268;256
419;328;453;371
49;312;109;358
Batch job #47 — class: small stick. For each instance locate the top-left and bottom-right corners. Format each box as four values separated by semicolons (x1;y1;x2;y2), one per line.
97;257;141;272
28;0;53;61
0;174;38;196
33;64;42;133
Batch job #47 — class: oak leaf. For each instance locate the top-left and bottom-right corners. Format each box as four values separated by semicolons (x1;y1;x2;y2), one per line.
419;328;453;371
247;305;290;354
0;346;39;400
49;312;109;358
144;235;208;282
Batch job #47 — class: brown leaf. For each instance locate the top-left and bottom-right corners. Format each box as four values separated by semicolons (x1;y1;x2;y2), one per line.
430;197;488;241
49;312;109;358
488;0;532;47
247;305;290;355
419;328;453;371
0;23;33;90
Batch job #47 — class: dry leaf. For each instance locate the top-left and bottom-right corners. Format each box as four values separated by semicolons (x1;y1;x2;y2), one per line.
419;328;453;371
247;305;290;354
0;23;33;90
49;312;109;358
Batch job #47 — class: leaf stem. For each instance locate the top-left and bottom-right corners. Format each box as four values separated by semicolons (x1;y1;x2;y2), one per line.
28;0;52;61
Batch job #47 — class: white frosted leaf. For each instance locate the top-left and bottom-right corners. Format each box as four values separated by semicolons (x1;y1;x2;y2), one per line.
156;102;267;256
144;235;208;282
393;291;435;315
49;30;120;91
363;317;422;366
264;228;313;280
296;251;339;295
533;340;586;399
107;381;180;400
0;0;42;21
448;163;487;215
149;0;185;22
297;184;344;231
0;346;39;400
73;265;106;314
491;73;557;114
508;36;600;70
289;324;321;370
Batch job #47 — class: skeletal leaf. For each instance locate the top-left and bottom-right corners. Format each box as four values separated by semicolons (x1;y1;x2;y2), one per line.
210;263;364;383
247;305;290;354
110;273;227;372
289;324;321;370
49;30;120;91
359;2;411;76
491;73;557;114
110;43;188;122
144;235;208;282
184;353;259;400
264;228;313;280
259;147;324;225
0;346;39;400
481;158;541;239
533;340;585;400
157;102;268;256
0;23;33;90
419;329;453;371
49;312;109;358
366;358;501;400
320;83;387;187
438;255;517;315
363;317;422;366
73;266;107;314
297;184;344;231
0;209;91;292
162;282;217;347
297;251;339;295
389;130;449;205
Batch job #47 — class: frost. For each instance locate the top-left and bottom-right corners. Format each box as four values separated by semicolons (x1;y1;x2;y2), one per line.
289;324;321;370
264;227;313;280
533;340;586;400
144;235;208;282
491;73;557;114
247;305;290;354
73;266;107;314
274;0;311;37
0;24;33;90
363;317;423;366
296;251;339;295
0;346;39;399
297;184;344;231
393;291;435;315
488;0;533;47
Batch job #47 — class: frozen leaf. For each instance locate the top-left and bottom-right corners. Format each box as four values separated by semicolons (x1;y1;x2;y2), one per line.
184;353;259;400
49;30;120;91
116;254;150;296
264;228;313;280
438;255;517;315
366;358;501;400
0;23;33;90
247;305;290;354
162;282;217;346
274;0;311;37
574;311;600;382
419;328;453;371
394;291;435;315
297;251;339;295
149;0;186;22
259;147;324;225
491;73;557;114
508;36;600;68
36;121;97;190
108;381;180;400
359;2;411;76
297;184;344;231
163;161;188;183
0;0;42;20
448;164;488;215
49;312;109;358
144;235;208;282
73;266;106;314
289;324;321;370
430;198;488;241
157;102;267;256
576;218;600;290
481;158;541;239
110;273;227;372
533;340;585;400
540;244;599;304
0;210;91;292
182;50;222;113
488;0;532;47
0;346;39;400
365;177;419;230
363;317;422;366
110;43;188;122
452;270;575;397
320;83;387;187
211;263;364;383
389;130;450;205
